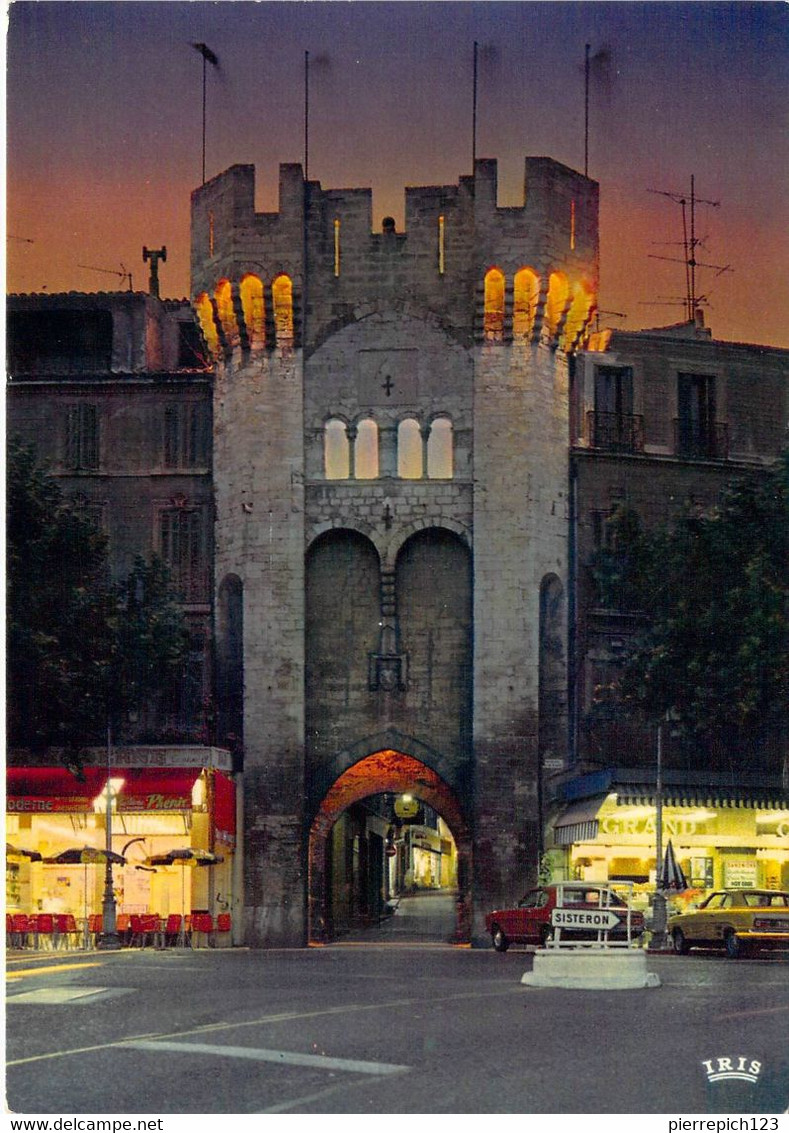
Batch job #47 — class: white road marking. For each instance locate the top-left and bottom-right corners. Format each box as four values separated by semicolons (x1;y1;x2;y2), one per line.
7;987;112;1004
126;1038;409;1075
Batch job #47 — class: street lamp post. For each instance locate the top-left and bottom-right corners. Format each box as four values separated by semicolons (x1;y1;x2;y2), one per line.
97;721;122;950
650;719;668;951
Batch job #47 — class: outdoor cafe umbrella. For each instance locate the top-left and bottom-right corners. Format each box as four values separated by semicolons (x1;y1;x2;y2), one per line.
44;846;127;948
660;839;689;892
7;843;43;862
144;848;224;945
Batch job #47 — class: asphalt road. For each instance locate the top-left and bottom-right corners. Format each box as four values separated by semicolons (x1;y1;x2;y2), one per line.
6;939;789;1116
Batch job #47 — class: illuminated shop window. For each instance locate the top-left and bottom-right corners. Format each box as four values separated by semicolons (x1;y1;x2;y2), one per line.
239;274;265;350
324;419;350;479
214;279;238;342
427;417;453;479
545;271;570;340
355;419;379;479
513;268;540;339
272;274;294;343
193;293;219;358
483;267;505;341
397;418;422;479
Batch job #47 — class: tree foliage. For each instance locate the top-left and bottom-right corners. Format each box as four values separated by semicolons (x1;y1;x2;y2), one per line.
7;439;191;759
591;451;789;757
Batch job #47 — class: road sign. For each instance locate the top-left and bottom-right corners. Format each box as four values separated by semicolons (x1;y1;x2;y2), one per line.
551;907;621;931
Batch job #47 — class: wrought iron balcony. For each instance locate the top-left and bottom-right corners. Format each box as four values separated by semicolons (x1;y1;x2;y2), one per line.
673;419;729;460
586;411;645;453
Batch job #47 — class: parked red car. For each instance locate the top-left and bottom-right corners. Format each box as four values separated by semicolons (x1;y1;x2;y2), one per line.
485;883;645;952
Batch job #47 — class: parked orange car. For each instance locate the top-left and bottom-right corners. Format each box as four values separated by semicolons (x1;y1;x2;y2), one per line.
668;889;789;958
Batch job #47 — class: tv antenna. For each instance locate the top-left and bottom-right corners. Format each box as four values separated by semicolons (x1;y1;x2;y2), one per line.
78;263;134;291
646;175;731;320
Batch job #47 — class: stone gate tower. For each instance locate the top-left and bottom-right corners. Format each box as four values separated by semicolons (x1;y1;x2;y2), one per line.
191;156;599;947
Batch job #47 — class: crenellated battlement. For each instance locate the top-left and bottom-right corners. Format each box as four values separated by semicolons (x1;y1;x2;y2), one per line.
191;157;599;358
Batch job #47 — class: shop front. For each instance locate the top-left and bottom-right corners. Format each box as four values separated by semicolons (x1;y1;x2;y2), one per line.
6;747;236;941
548;769;789;914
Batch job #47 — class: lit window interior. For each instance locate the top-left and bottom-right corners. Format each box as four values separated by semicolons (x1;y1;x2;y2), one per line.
239;274;265;350
214;279;238;342
397;419;422;479
562;278;596;350
483;267;505;341
193;293;219;358
324;419;350;479
427;417;453;479
545;271;570;340
354;419;379;479
513;268;540;339
272;274;294;342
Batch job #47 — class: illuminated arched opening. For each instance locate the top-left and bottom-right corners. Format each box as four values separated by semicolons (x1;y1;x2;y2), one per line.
324;418;350;479
427;417;453;479
354;418;378;479
544;271;570;341
561;278;595;351
513;268;540;339
214;279;238;342
483;267;505;341
239;273;265;350
397;418;422;479
193;293;219;358
308;750;472;944
272;274;294;343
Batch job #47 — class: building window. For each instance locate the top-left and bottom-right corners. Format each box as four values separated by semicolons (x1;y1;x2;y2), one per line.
676;372;725;459
397;419;422;479
215;279;238;343
164;403;210;469
240;274;265;350
427;418;453;479
354;419;379;479
272;274;294;343
193;293;220;358
324;419;350;479
159;507;209;602
545;271;570;341
65;404;99;470
589;366;643;452
483;268;505;341
513;268;539;339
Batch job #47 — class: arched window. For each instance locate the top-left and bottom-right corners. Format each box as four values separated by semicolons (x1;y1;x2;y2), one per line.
397;418;422;479
545;271;570;341
513;268;540;339
483;267;505;341
214;279;238;342
239;274;265;350
324;419;350;479
427;418;453;479
354;418;379;479
561;278;595;351
193;293;219;358
272;274;294;343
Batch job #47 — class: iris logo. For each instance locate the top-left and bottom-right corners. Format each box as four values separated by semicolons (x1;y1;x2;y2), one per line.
702;1056;762;1084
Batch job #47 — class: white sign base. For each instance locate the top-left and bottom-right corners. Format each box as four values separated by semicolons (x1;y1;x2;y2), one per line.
521;948;660;990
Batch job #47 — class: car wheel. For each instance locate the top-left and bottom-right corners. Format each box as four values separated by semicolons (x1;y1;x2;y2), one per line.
672;929;690;955
491;925;509;953
725;931;742;959
540;925;555;948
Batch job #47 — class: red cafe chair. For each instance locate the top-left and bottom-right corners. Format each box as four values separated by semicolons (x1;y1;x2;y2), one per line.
116;914;131;946
11;913;30;948
164;914;183;946
32;913;55;950
190;913;214;948
216;913;231;933
54;914;80;949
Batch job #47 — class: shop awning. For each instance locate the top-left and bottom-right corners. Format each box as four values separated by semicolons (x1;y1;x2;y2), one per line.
552;797;604;846
614;786;787;810
7;766;219;814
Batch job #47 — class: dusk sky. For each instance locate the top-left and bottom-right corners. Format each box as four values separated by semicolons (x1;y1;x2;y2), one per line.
6;1;789;348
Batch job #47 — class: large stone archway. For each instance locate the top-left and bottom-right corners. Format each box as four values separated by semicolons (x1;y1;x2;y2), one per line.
308;750;472;944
